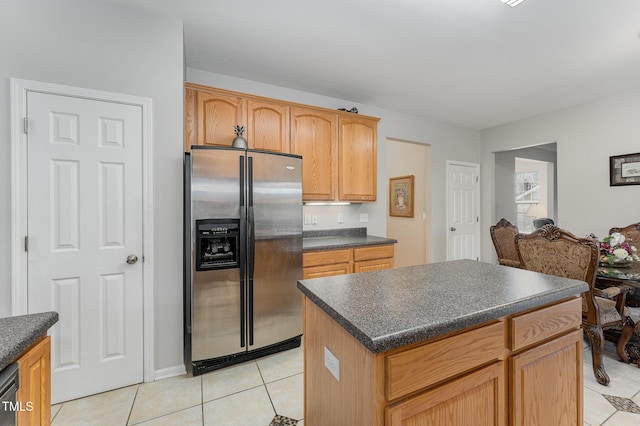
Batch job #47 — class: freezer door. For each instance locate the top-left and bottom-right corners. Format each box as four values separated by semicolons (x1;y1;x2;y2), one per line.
247;151;303;350
190;147;246;361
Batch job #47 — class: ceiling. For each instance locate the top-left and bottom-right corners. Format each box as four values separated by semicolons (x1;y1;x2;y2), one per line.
108;0;640;130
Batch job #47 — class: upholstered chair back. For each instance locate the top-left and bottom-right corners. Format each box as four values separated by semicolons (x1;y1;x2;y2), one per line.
490;219;520;268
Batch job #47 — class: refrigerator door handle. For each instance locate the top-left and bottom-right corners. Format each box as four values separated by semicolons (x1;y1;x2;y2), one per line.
248;156;255;346
239;155;246;348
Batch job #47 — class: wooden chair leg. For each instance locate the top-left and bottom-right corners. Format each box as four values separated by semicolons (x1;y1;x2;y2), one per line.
615;320;634;364
585;324;610;386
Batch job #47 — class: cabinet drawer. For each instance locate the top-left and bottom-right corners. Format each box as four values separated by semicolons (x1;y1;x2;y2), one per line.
303;249;352;267
354;258;394;273
302;263;353;279
510;297;582;351
353;244;394;262
385;321;504;401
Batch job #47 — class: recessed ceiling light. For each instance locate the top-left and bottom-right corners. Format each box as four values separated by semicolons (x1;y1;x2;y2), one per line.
500;0;526;7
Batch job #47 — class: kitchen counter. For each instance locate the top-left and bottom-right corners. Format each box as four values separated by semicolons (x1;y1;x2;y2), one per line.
302;227;397;252
0;312;58;371
299;259;588;425
297;259;587;353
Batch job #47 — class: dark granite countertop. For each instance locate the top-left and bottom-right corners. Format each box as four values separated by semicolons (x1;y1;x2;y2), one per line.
297;259;587;353
303;227;397;252
0;312;58;371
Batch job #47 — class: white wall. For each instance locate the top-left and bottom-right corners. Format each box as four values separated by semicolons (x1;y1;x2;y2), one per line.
481;86;640;261
0;0;185;375
187;69;481;261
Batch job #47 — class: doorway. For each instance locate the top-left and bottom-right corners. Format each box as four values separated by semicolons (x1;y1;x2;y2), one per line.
386;138;431;267
11;79;154;403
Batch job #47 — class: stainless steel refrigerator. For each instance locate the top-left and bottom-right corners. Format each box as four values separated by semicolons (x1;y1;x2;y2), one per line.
184;146;303;375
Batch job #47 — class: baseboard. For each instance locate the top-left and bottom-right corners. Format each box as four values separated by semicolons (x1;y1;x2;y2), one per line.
154;364;187;381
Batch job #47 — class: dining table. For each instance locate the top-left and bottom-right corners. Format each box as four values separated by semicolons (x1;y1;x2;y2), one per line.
596;261;640;366
597;260;640;307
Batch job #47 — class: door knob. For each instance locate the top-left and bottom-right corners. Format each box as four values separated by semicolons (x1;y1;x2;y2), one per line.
450;227;456;232
126;254;139;265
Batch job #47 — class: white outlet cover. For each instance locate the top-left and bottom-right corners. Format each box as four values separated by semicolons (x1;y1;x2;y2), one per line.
359;213;368;223
324;346;340;381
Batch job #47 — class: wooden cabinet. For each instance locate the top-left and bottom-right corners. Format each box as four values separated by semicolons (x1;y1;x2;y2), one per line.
184;83;379;202
302;245;394;279
16;335;51;426
338;116;378;202
290;107;338;201
247;99;289;152
185;84;290;153
386;362;505;426
185;87;246;150
303;296;583;425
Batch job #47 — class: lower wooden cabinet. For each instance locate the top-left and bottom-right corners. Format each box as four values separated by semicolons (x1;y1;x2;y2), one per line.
302;245;394;279
16;335;51;426
386;362;505;426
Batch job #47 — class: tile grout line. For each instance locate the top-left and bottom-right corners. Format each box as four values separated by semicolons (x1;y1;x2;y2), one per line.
125;385;140;426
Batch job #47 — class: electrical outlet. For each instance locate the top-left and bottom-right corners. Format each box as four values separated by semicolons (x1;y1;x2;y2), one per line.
312;214;318;224
304;214;312;225
359;213;368;223
324;346;340;381
337;213;344;223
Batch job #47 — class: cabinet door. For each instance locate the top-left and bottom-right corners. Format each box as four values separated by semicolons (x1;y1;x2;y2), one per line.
247;99;289;152
291;107;338;201
17;336;51;426
510;329;582;426
386;362;505;426
188;89;246;150
338;116;378;201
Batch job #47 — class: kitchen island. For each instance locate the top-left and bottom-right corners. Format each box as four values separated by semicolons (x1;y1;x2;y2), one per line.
297;260;588;425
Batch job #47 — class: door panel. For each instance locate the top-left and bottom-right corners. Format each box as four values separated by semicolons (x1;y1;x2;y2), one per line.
447;163;480;261
249;151;303;350
27;92;143;403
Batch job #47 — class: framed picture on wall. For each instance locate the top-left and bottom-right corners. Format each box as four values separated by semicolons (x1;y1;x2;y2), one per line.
610;152;640;186
389;175;414;218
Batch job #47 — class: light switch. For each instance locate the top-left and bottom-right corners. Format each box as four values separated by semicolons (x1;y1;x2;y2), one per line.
312;214;318;224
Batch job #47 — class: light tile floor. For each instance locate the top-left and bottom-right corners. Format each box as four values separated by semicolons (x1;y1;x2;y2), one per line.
51;315;640;426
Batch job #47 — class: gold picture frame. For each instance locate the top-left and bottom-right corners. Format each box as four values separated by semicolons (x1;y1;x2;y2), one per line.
389;175;414;218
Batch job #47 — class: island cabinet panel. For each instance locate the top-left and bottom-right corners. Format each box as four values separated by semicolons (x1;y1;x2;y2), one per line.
510;329;583;426
338;116;378;201
247;99;290;153
385;321;504;401
304;297;385;426
17;335;51;426
385;362;505;426
290;107;338;201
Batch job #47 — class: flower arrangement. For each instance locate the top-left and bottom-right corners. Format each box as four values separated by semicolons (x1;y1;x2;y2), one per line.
590;232;639;265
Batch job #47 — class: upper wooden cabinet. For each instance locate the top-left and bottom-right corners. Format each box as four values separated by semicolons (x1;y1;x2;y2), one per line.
185;87;246;149
184;83;379;201
290;107;338;201
338;116;378;202
247;99;290;152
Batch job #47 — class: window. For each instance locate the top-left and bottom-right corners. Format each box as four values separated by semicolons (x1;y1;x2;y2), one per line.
515;171;539;233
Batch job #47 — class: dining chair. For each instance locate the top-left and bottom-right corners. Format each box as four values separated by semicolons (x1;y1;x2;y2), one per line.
609;223;640;247
515;224;635;386
490;218;521;268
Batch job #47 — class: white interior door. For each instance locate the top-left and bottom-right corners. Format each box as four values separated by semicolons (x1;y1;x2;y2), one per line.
26;92;144;403
447;162;480;261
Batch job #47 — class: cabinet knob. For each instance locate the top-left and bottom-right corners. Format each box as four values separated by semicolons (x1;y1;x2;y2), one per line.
450;227;456;232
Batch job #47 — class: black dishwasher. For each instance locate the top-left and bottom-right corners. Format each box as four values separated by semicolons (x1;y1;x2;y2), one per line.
0;363;19;426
